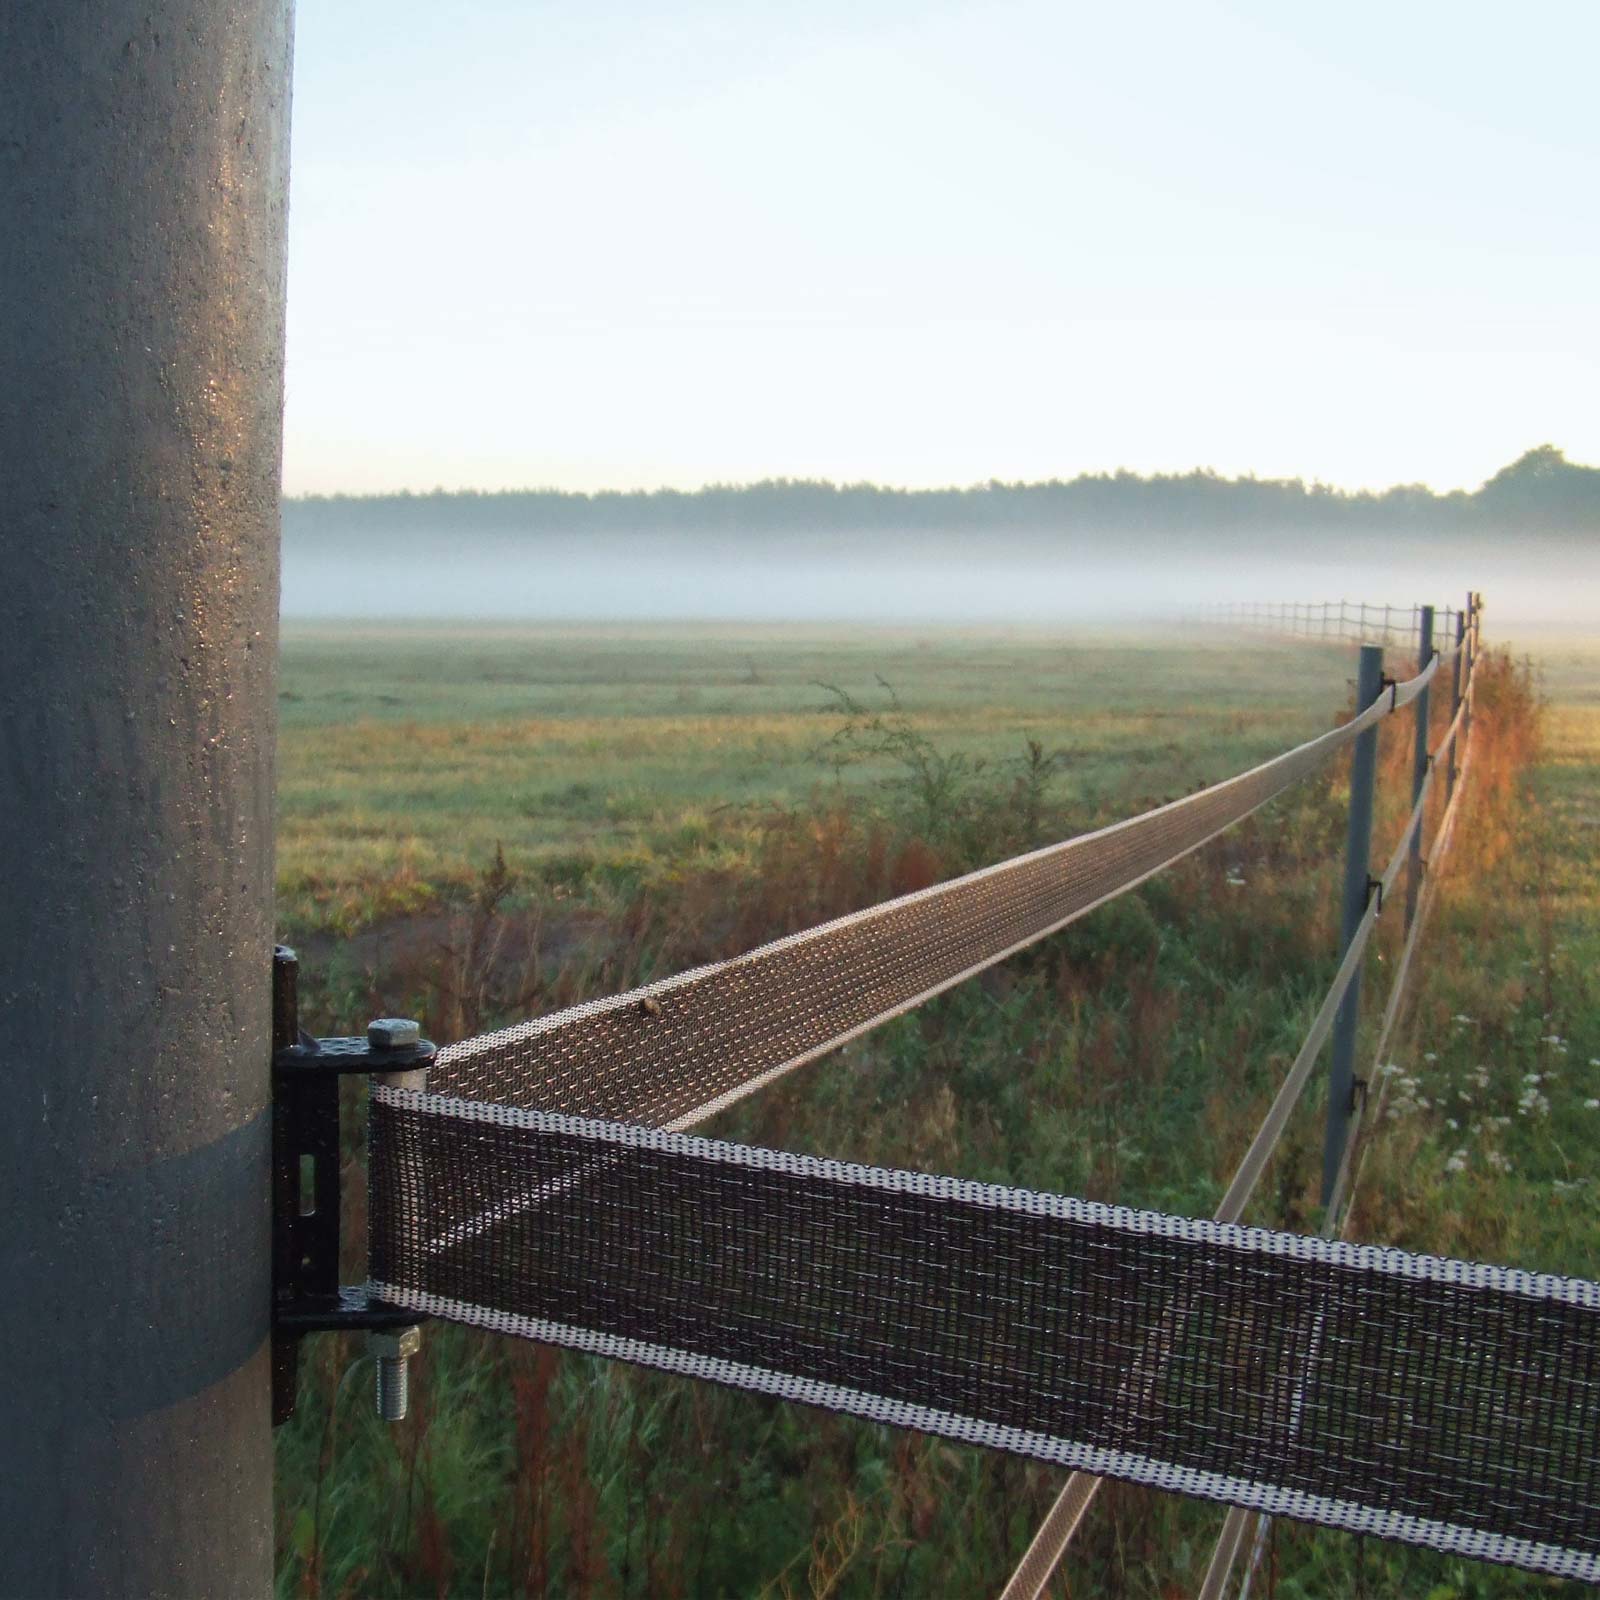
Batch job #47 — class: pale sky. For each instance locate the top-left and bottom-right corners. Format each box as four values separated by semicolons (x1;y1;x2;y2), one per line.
284;0;1598;497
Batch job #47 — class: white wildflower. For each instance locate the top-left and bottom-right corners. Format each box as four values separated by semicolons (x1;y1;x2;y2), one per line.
1444;1150;1468;1174
1585;1099;1600;1110
1486;1150;1512;1173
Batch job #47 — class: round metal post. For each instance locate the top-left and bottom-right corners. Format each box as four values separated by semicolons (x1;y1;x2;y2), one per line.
1404;608;1434;932
0;6;293;1594
1447;608;1466;803
1322;645;1384;1205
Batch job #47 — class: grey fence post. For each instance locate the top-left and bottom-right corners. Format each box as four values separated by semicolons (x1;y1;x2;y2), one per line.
0;5;293;1594
1322;644;1385;1205
1404;607;1434;932
1448;608;1466;803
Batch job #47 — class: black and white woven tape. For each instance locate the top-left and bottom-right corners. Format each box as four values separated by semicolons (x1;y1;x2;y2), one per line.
369;1094;1598;1582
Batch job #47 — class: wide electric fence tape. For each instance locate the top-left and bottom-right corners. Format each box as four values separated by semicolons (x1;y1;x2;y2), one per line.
431;658;1433;1135
365;649;1600;1587
368;1102;1600;1582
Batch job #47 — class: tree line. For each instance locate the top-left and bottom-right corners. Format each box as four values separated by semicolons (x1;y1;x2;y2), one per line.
285;447;1598;547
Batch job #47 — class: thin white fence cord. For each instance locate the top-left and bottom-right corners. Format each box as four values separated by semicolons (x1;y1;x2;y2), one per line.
1007;652;1472;1600
1200;665;1480;1600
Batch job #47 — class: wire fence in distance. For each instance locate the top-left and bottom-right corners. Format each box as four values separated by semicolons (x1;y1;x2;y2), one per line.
1192;599;1463;653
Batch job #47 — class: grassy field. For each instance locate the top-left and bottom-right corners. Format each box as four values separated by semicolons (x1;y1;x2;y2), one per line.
273;622;1597;1600
276;623;1359;936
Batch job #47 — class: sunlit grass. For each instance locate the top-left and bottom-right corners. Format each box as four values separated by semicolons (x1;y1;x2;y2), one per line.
277;624;1356;934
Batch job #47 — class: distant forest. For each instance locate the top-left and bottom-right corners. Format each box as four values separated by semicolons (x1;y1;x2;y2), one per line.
286;447;1599;549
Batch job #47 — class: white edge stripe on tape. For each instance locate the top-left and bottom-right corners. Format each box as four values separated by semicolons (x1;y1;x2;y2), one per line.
366;1282;1596;1585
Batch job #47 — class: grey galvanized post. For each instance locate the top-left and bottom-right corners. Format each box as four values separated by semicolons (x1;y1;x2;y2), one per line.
1322;644;1385;1205
1447;608;1466;805
0;5;293;1595
1404;607;1434;933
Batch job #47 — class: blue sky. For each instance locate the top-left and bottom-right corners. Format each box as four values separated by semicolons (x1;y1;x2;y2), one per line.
284;0;1597;495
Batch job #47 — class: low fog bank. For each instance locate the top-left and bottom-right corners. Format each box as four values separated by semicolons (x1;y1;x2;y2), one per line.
285;452;1599;627
282;532;1595;629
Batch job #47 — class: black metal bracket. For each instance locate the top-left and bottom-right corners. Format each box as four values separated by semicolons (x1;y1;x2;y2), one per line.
1367;875;1385;916
271;945;436;1426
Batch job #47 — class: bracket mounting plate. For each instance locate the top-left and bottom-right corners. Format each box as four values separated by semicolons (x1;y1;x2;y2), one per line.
271;946;436;1425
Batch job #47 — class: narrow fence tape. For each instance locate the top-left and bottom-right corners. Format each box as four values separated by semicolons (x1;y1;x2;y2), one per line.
1202;700;1485;1600
428;657;1435;1136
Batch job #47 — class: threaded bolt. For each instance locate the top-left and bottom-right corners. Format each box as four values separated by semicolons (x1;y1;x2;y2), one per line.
367;1017;427;1423
375;1353;409;1421
369;1325;421;1422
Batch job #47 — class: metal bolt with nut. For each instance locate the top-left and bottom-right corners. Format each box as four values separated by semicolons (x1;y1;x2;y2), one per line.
367;1016;427;1419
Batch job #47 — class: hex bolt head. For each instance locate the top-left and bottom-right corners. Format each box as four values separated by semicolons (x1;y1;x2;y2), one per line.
368;1017;421;1050
368;1326;422;1361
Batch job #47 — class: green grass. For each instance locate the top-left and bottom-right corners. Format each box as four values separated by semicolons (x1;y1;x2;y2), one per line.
273;624;1599;1599
277;623;1356;935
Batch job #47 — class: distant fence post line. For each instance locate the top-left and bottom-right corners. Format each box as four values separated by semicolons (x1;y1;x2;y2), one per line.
1322;644;1385;1205
0;6;293;1595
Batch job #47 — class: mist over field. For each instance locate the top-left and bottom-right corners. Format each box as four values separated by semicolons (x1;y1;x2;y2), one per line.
282;448;1599;627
